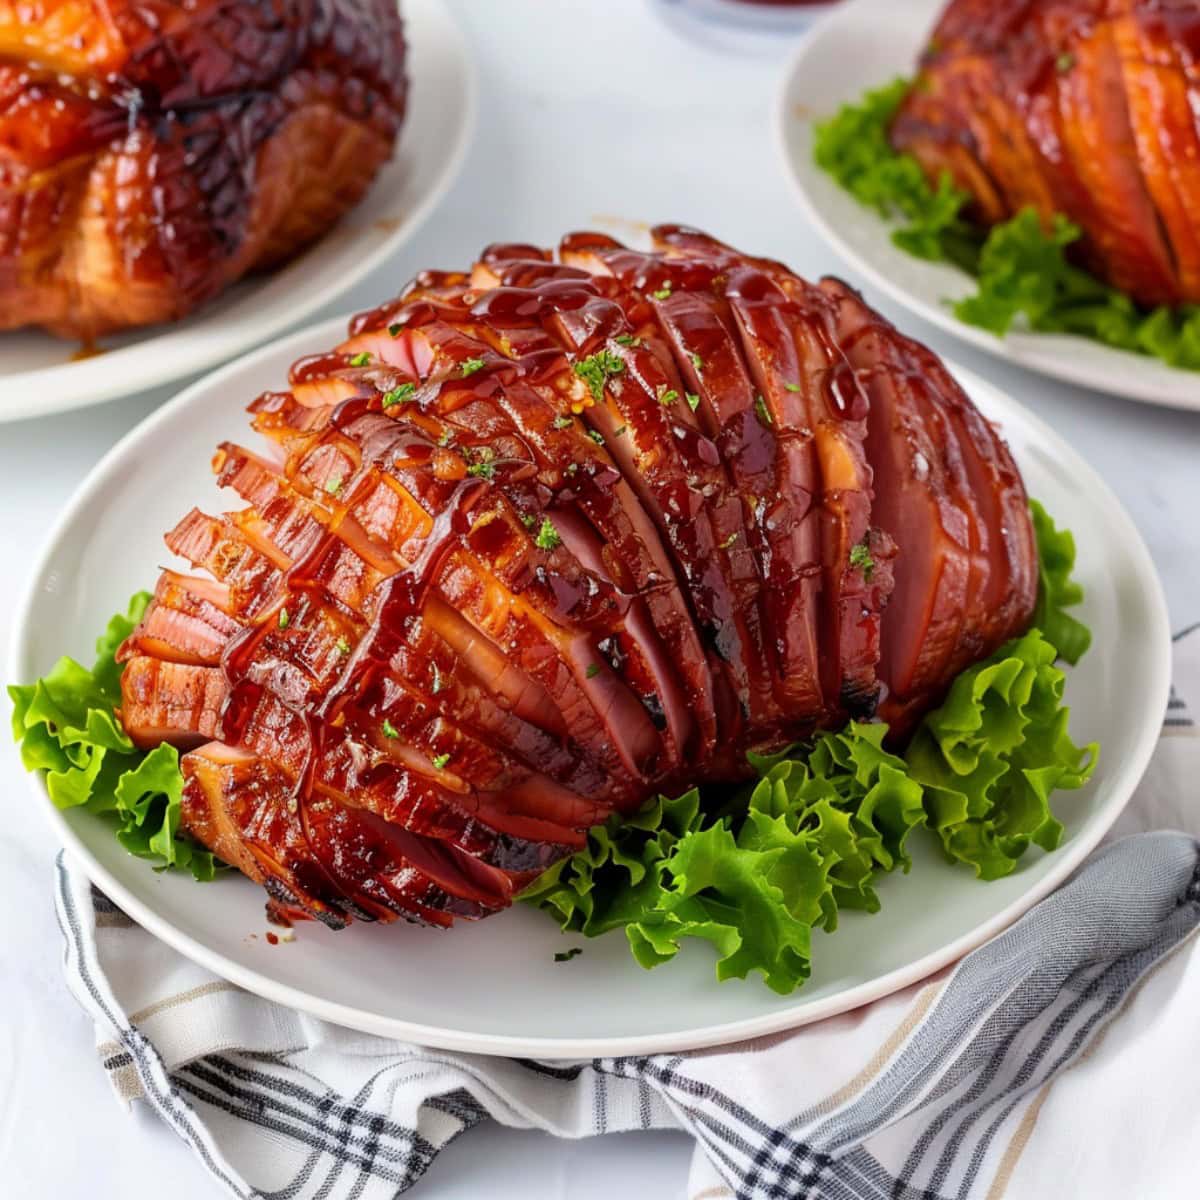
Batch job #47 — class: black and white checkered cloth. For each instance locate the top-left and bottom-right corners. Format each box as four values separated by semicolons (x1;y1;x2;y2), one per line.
54;628;1200;1200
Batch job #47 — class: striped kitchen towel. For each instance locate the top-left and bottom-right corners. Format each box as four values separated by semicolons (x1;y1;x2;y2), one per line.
54;627;1200;1200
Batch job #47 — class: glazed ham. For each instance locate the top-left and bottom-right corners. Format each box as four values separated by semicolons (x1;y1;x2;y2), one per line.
0;0;406;339
891;0;1200;307
117;227;1038;930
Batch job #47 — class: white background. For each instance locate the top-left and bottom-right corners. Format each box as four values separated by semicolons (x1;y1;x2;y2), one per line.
2;1;1198;1197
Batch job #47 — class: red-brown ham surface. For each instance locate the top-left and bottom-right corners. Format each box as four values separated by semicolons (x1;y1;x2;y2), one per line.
890;0;1200;307
0;0;407;339
117;228;1037;930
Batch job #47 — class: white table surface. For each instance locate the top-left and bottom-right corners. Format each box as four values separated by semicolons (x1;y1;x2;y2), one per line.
1;2;1198;1197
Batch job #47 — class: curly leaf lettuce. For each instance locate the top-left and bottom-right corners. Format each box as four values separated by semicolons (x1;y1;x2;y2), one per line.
813;79;980;272
627;820;829;994
518;788;706;937
9;592;221;881
747;723;925;920
958;210;1200;368
953;210;1093;335
1030;499;1091;666
905;630;1096;881
527;723;926;994
814;79;1200;370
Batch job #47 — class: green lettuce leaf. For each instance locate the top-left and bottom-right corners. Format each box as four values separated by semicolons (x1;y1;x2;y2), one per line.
813;79;980;271
905;629;1097;881
1030;499;1092;666
626;820;828;994
526;723;927;995
518;788;706;937
9;592;222;881
813;78;1200;371
954;210;1094;336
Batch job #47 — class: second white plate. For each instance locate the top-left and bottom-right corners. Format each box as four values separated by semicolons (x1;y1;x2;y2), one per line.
9;311;1170;1057
775;0;1200;412
0;0;475;423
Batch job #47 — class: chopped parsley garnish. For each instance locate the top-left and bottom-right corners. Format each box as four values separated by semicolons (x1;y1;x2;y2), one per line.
381;719;399;739
720;531;740;550
689;352;705;372
615;334;639;347
388;322;403;337
754;394;774;426
686;392;701;411
613;425;627;438
325;475;343;497
519;512;536;529
554;947;583;963
784;382;803;393
651;284;672;301
431;753;450;770
658;387;680;407
586;429;605;445
348;351;372;367
1056;52;1075;73
535;517;562;551
552;414;575;430
382;383;416;408
849;541;875;581
336;637;351;655
460;357;486;377
277;608;290;631
438;429;454;448
573;350;626;401
585;663;601;679
462;445;497;479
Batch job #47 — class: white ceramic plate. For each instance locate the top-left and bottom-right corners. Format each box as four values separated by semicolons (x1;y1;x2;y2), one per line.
0;0;475;424
11;316;1170;1057
775;0;1200;412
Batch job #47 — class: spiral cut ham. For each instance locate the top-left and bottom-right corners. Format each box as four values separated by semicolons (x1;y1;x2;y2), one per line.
0;0;406;339
891;0;1200;307
117;227;1038;930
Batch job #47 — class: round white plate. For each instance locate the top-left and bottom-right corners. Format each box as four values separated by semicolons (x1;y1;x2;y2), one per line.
775;0;1200;412
0;0;475;424
11;316;1170;1057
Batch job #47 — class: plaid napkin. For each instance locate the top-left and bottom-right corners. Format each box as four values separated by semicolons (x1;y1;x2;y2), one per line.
55;628;1200;1200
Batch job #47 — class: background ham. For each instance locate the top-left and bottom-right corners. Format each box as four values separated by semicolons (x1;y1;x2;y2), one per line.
0;0;407;339
890;0;1200;306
